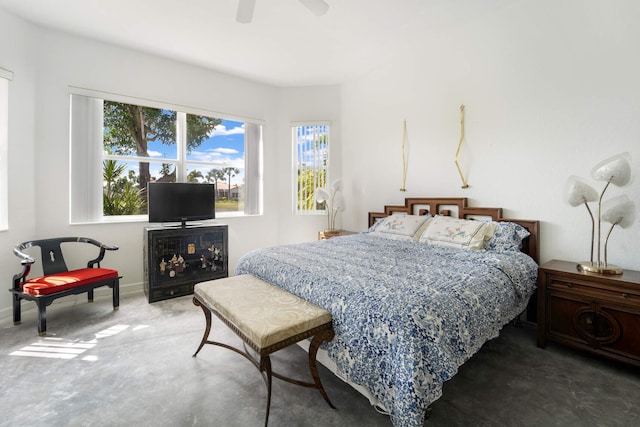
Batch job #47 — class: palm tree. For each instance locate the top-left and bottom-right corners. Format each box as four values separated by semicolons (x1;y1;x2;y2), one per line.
103;160;145;215
187;170;204;183
159;163;173;179
206;168;226;198
223;167;239;199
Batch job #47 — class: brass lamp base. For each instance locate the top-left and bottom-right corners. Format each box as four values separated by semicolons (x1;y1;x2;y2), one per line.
577;262;623;275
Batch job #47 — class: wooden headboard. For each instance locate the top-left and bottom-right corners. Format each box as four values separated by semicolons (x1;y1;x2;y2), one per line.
368;197;539;264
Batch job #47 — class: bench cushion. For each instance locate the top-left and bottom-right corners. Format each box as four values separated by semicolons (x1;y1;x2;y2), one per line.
22;268;119;296
194;274;332;349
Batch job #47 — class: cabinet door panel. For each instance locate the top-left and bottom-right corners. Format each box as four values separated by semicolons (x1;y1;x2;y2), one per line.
547;293;590;345
598;305;640;361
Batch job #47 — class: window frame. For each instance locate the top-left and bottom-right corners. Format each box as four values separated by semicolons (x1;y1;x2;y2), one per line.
0;67;13;231
292;121;330;216
69;87;264;224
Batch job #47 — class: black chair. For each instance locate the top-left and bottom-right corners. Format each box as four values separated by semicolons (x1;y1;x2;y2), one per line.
11;237;120;336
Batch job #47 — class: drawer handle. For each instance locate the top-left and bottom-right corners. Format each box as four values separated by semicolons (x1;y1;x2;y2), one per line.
622;293;628;299
566;283;573;288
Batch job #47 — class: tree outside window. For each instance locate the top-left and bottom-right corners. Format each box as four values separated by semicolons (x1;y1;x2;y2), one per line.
101;101;245;215
293;123;330;213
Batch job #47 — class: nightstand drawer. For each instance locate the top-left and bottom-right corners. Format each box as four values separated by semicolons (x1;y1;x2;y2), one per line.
547;277;640;306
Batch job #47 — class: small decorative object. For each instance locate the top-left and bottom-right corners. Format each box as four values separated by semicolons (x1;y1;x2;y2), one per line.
454;104;470;189
314;180;345;233
400;119;408;192
208;244;221;261
564;152;636;274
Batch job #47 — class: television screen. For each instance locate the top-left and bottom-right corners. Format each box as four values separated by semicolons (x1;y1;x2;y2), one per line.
147;182;215;226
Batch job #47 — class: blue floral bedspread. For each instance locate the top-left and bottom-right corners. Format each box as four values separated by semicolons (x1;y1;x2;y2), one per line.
235;233;538;427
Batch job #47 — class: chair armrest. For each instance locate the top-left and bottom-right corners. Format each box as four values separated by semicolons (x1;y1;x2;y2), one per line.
12;246;35;289
13;246;36;266
83;238;119;268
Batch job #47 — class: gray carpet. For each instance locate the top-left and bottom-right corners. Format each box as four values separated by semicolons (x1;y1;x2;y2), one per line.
1;291;639;427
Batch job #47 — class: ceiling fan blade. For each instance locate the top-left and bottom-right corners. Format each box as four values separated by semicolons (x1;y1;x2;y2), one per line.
236;0;256;23
298;0;329;16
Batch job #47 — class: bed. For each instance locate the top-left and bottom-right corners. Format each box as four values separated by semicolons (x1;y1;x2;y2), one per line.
235;197;539;427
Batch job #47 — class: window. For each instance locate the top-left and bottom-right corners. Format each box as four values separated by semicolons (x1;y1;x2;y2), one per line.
70;89;263;223
0;67;12;231
292;123;330;214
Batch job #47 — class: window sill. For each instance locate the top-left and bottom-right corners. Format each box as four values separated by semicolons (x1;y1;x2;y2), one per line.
70;212;257;226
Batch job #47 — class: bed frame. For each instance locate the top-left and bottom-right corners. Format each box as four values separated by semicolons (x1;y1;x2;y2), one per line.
368;197;539;264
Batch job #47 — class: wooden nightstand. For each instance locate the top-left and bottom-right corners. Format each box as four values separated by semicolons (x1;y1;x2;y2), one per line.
317;230;356;240
537;259;640;367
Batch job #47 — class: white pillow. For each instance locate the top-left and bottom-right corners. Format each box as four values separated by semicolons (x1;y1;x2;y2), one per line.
369;214;431;242
418;215;498;250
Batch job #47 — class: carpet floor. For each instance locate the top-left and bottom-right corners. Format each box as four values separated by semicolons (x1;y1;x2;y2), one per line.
1;291;639;426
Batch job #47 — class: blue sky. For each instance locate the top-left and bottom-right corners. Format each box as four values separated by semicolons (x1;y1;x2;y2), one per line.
146;118;246;186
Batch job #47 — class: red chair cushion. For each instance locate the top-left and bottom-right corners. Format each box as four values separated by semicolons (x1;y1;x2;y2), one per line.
22;268;119;296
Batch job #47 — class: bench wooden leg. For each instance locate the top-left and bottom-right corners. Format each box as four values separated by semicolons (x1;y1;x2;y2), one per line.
192;297;213;357
308;329;336;409
260;355;273;427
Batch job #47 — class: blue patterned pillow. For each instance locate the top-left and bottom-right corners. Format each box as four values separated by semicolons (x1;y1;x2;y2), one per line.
485;222;530;251
368;217;384;232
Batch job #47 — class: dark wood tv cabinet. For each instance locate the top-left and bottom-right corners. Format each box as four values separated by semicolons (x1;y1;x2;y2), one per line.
144;224;228;303
537;259;640;367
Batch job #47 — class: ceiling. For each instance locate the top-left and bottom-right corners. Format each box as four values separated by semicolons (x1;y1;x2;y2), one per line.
0;0;496;87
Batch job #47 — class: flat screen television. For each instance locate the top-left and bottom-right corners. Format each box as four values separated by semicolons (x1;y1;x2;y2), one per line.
147;182;215;227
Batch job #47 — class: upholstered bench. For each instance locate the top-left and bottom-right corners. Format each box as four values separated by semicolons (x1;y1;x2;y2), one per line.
192;274;335;426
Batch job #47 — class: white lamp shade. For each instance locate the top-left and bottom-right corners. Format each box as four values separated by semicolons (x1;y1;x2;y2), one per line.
591;152;632;186
602;195;636;228
565;175;598;206
314;188;330;204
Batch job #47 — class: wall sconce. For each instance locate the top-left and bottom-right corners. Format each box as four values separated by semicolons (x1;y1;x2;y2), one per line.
564;152;636;274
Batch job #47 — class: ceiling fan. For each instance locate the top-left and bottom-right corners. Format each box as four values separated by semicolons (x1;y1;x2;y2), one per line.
236;0;330;24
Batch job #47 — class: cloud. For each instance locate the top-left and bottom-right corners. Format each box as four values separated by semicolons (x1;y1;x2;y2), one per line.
213;147;238;154
211;123;245;137
189;148;242;164
189;151;222;162
148;150;163;157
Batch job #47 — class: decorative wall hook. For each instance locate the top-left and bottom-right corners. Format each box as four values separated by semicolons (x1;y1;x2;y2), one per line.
455;105;470;189
400;119;408;192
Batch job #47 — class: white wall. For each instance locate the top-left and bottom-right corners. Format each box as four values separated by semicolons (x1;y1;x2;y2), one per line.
2;0;639;318
0;9;38;317
341;0;640;271
0;8;338;317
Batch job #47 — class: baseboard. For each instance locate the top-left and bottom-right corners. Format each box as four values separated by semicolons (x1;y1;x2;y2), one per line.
0;281;144;322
